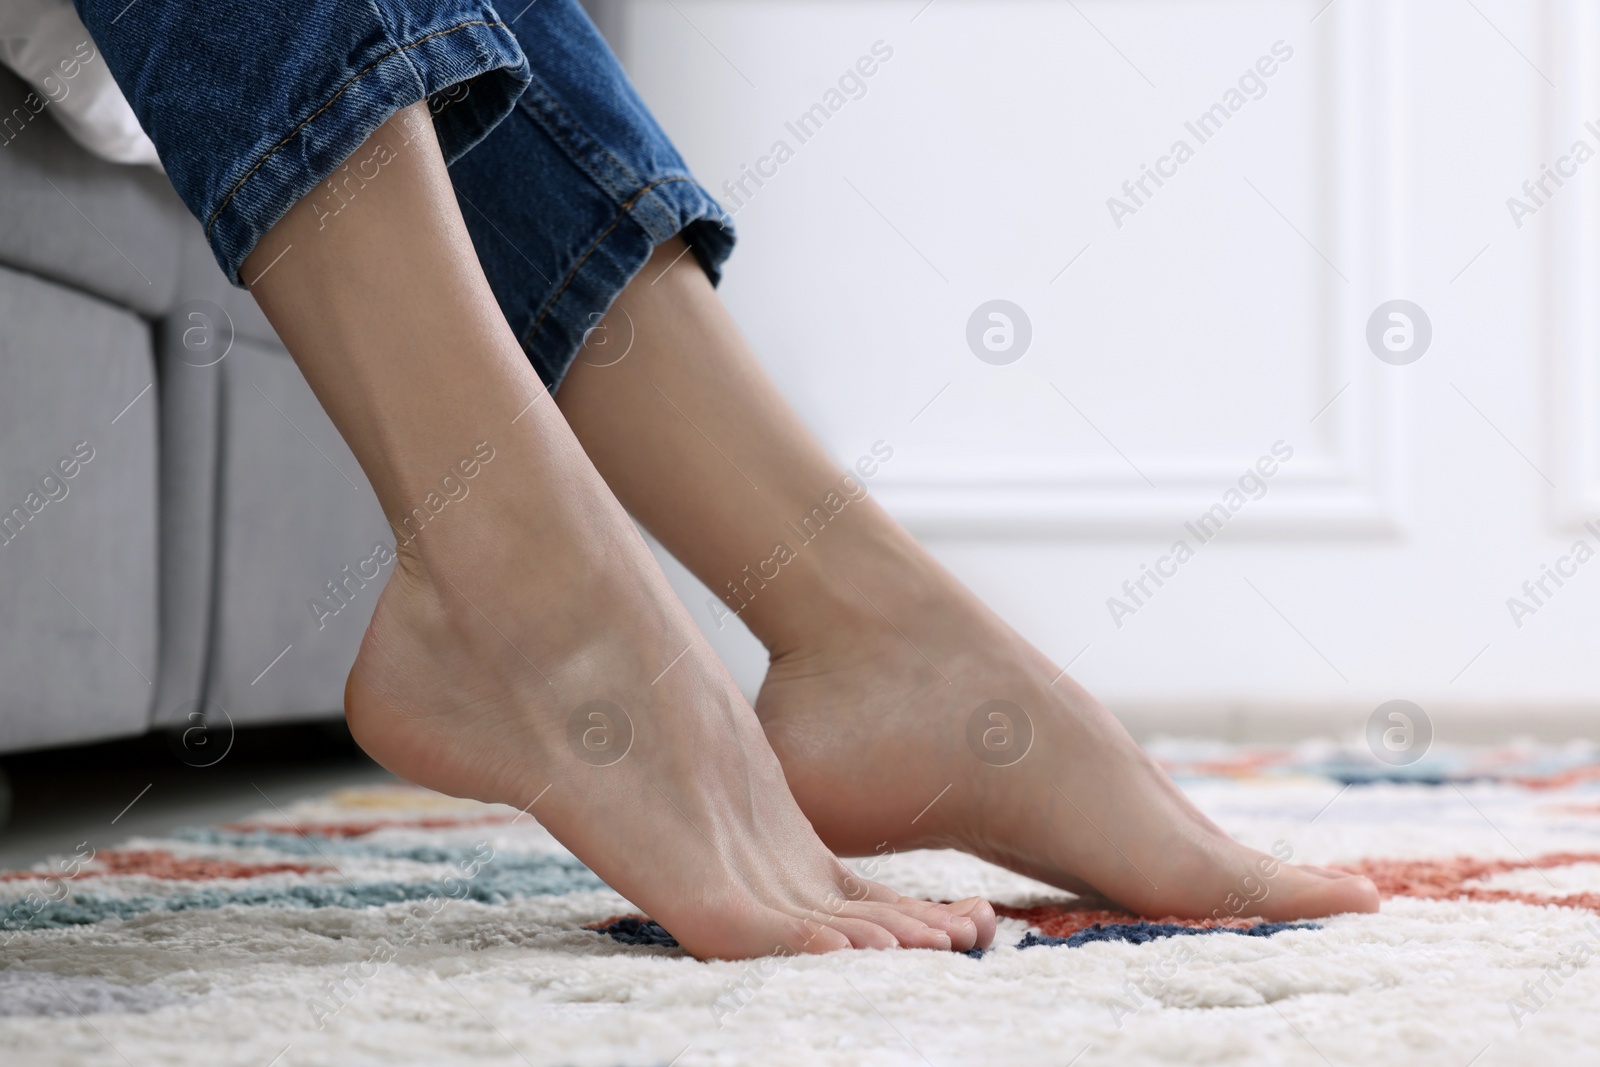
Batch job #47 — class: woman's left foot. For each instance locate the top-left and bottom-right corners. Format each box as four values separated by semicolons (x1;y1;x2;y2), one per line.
755;555;1380;922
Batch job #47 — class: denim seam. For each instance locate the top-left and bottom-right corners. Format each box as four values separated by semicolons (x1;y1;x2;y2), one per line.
362;0;406;59
516;77;641;201
203;19;510;240
520;175;694;355
514;79;694;241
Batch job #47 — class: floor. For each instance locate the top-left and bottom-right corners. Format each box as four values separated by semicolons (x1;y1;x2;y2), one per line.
7;740;1600;1064
0;722;395;872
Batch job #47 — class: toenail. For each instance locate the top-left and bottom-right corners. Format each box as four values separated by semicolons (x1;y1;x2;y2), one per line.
1300;865;1354;880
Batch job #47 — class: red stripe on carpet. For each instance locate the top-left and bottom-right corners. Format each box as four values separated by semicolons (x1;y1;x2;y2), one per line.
0;849;327;881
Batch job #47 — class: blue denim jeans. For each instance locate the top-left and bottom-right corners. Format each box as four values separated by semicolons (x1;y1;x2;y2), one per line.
74;0;734;388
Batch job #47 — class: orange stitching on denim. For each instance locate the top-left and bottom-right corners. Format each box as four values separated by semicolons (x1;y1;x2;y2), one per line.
520;77;638;196
205;20;510;240
521;176;695;354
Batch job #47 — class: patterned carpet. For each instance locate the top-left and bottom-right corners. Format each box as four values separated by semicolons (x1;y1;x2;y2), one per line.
4;742;1600;1065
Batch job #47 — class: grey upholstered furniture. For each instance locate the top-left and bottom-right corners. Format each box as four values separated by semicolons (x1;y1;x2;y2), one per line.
0;66;389;753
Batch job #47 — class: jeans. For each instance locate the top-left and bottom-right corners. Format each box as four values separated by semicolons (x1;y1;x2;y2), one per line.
74;0;734;388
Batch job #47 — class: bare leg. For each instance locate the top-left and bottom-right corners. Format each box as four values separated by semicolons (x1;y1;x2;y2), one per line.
241;105;993;959
558;239;1380;921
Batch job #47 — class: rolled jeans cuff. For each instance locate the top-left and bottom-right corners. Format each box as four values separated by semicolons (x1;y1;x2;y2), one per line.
76;1;530;283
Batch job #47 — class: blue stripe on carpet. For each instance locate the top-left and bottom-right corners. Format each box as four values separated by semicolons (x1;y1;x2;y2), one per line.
1017;920;1320;949
1;853;605;932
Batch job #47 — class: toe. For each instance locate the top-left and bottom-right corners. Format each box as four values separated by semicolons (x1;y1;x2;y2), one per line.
949;896;997;949
1325;872;1381;913
677;897;863;959
818;914;902;950
1268;866;1382;919
849;878;992;950
874;894;991;951
781;916;853;955
836;901;953;950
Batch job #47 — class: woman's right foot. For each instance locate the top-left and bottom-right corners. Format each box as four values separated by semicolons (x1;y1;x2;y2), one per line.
343;449;994;961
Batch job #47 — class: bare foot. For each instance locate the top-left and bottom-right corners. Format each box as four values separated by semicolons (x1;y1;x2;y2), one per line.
343;495;994;960
230;102;991;961
756;557;1380;922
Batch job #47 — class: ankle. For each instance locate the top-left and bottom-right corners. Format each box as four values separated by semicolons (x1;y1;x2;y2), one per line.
733;519;950;662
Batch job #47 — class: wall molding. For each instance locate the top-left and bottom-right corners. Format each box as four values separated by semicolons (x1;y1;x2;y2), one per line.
866;0;1405;536
1549;0;1600;528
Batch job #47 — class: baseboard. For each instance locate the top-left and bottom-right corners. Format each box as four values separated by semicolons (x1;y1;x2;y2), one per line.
1109;703;1600;744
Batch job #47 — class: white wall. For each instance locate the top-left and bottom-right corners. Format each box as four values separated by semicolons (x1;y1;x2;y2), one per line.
604;0;1600;737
